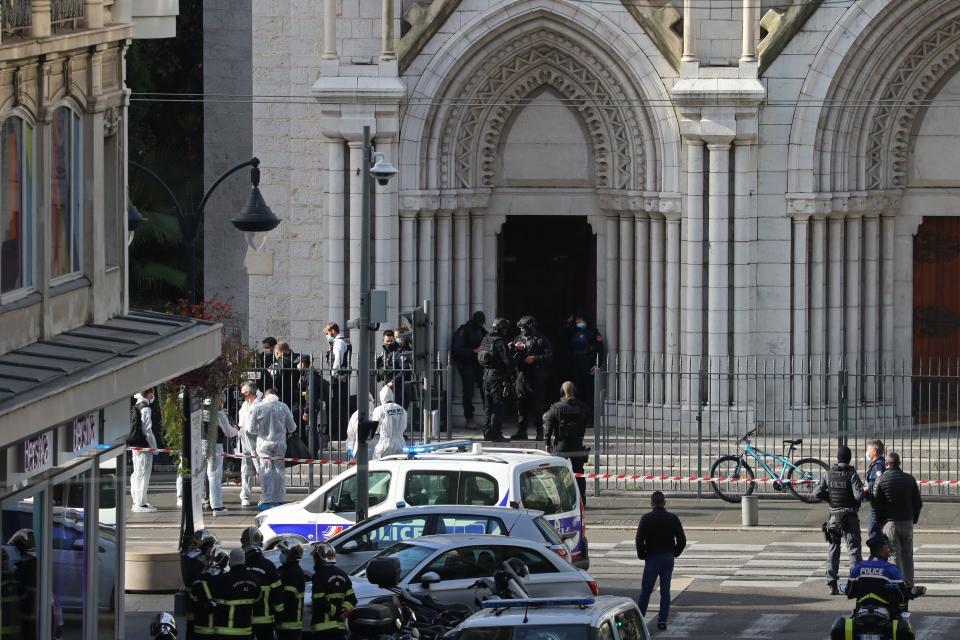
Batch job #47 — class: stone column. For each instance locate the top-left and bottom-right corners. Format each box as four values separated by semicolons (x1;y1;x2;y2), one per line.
634;212;649;402
792;215;809;405
733;141;754;405
880;213;895;401
682;0;697;63
31;1;51;38
863;213;880;401
436;210;453;357
323;0;338;60
348;142;364;323
665;214;681;403
374;140;394;302
381;0;396;60
483;220;498;321
470;213;484;315
418;210;435;311
85;0;104;29
605;214;619;359
453;211;470;331
684;141;705;404
619;214;634;364
740;0;757;63
827;216;845;365
327;141;346;325
400;210;417;312
707;142;732;405
649;214;665;404
845;214;862;404
810;216;827;404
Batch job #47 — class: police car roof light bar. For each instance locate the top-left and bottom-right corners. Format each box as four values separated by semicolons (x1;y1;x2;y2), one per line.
478;597;596;610
403;440;473;457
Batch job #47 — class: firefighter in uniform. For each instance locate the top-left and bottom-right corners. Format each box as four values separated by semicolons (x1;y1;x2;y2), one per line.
275;540;306;640
241;527;284;640
189;546;230;638
309;543;356;640
184;530;220;640
510;316;553;441
200;548;263;640
543;381;592;503
477;318;514;443
815;445;865;595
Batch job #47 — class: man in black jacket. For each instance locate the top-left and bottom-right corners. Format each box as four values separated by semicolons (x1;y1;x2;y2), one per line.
452;311;487;429
874;452;923;589
813;445;864;595
635;491;686;632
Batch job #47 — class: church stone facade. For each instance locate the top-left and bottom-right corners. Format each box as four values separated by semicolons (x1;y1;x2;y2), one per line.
204;0;960;405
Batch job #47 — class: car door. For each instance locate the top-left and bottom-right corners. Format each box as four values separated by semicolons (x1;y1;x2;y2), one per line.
497;545;589;598
612;606;651;640
405;544;499;609
334;515;429;574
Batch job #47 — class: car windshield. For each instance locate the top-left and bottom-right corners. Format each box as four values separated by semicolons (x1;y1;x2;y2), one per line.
352;542;434;578
520;467;578;514
457;625;589;640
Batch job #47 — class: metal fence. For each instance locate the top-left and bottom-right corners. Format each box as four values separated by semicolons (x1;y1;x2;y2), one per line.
50;0;82;31
2;0;32;37
593;356;960;497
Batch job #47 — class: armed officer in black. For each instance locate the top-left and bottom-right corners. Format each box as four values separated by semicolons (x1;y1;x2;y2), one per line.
543;381;592;503
814;445;864;595
511;316;553;441
477;318;514;443
241;527;285;640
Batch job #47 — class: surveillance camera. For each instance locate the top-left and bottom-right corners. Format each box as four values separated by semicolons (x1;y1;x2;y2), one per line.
370;154;398;186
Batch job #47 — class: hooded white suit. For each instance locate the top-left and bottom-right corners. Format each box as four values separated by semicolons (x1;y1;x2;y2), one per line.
372;403;407;459
250;394;297;504
238;389;263;504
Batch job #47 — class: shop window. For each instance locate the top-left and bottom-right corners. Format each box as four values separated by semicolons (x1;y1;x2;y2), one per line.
2;491;42;640
50;106;82;281
98;456;121;636
51;472;91;636
0;115;35;296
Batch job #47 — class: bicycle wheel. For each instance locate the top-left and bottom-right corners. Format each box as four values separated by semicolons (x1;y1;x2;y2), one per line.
786;457;830;503
709;455;755;503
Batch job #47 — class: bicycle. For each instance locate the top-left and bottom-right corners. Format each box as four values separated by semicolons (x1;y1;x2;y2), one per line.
709;428;830;504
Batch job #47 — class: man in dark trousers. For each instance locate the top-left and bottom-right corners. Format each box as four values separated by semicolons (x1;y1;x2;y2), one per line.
814;445;864;595
275;540;306;640
862;439;886;538
635;491;686;632
309;543;356;640
874;451;923;592
452;311;487;429
477;318;514;443
510;315;553;441
241;526;284;640
543;381;591;503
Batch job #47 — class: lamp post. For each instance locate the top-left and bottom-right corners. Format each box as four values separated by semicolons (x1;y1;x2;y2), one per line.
355;126;397;522
128;157;281;304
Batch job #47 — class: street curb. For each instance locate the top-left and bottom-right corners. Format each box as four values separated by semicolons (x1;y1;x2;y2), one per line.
587;524;960;534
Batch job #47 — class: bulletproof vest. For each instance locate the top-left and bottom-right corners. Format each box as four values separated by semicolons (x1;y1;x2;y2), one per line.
828;464;858;509
129;399;159;447
553;399;588;445
516;333;545;366
478;335;505;370
571;329;595;357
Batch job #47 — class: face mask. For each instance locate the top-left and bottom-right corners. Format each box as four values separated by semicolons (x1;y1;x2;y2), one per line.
521;327;532;336
576;321;587;330
866;452;873;463
326;335;335;344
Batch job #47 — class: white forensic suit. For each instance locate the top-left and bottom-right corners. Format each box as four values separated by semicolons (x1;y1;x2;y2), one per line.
345;395;376;461
379;383;394;405
372;402;407;459
197;407;238;513
238;390;263;505
130;393;158;512
250;394;297;505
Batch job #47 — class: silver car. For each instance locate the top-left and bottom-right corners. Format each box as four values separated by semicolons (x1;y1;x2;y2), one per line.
348;535;598;610
267;504;574;575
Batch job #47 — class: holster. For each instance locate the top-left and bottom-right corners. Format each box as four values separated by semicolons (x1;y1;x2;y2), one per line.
821;521;832;543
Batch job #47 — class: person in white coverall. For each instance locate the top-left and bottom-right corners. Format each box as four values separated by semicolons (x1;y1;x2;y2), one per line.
250;388;297;509
346;395;376;460
238;381;263;507
372;401;407;459
197;394;238;516
130;389;159;513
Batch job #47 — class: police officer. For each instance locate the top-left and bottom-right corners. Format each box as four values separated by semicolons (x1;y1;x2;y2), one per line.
184;530;220;639
241;527;284;640
452;311;488;429
189;546;229;638
477;318;515;443
309;543;356;640
568;313;605;410
208;548;263;639
862;439;886;538
510;316;553;441
814;445;864;595
275;540;306;640
543;381;592;502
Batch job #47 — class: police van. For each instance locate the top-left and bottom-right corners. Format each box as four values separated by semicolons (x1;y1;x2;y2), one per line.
255;441;589;568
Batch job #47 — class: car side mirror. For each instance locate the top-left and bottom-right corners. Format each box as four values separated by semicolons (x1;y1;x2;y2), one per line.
340;540;358;554
325;494;338;512
420;571;441;587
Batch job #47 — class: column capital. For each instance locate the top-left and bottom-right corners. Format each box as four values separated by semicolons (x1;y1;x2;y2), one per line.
399;209;419;219
452;209;471;219
705;139;734;150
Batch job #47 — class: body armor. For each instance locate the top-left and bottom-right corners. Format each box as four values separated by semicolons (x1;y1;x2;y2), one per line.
828;464;859;510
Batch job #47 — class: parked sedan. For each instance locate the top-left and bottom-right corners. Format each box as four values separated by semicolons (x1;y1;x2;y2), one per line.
266;504;572;575
346;535;598;610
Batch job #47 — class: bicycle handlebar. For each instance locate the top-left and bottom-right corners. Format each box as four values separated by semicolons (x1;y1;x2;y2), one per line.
737;428;758;444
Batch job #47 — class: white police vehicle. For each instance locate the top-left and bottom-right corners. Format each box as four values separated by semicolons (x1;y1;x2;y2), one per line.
450;596;652;640
256;441;589;568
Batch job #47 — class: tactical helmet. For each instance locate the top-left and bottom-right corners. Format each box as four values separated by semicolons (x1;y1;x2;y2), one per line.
866;533;891;554
150;612;177;640
312;542;336;566
241;526;264;550
209;546;230;572
8;528;35;554
277;539;304;565
517;316;536;329
491;318;511;335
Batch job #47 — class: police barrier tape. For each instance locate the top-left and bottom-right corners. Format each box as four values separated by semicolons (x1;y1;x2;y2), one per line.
127;447;960;486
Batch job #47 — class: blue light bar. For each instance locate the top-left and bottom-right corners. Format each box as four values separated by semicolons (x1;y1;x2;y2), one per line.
403;440;473;457
479;597;595;610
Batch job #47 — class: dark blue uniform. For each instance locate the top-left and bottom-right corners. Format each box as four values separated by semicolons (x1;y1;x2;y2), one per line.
864;458;885;538
569;327;604;409
839;558;913;639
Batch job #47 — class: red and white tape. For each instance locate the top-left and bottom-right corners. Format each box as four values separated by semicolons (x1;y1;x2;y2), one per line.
129;447;959;486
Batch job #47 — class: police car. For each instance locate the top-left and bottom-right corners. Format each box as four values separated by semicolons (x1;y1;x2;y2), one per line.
255;441;589;568
450;596;652;640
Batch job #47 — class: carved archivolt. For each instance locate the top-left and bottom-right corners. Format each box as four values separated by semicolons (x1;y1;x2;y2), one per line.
438;30;645;190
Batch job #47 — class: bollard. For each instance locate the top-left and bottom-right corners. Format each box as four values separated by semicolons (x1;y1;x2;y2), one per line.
741;495;759;526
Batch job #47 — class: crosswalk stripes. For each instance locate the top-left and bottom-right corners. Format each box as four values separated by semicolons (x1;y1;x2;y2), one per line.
736;614;799;638
653;612;715;638
914;616;960;640
644;612;960;638
590;540;960;594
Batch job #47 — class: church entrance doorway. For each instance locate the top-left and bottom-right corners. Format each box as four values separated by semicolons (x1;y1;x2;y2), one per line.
498;215;596;389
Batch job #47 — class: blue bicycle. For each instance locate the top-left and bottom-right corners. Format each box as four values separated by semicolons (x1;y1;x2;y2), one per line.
710;428;830;503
